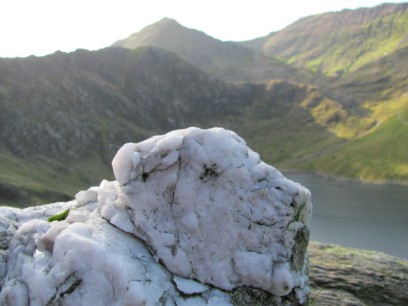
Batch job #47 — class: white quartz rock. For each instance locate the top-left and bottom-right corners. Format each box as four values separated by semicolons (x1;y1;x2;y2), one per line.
74;187;98;207
0;204;233;306
173;275;209;294
106;127;312;301
0;127;312;305
111;143;138;185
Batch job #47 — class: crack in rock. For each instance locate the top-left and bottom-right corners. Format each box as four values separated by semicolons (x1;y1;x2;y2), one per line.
47;274;82;306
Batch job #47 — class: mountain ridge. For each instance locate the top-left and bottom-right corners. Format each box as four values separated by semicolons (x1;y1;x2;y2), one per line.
97;3;408;186
1;3;407;206
0;46;253;205
0;46;350;206
113;17;309;83
256;2;408;77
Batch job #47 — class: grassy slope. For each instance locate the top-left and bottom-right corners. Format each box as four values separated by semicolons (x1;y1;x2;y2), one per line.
252;4;408;185
306;43;408;182
0;118;158;208
2;7;408;209
0;152;114;207
228;81;344;168
232;115;341;169
263;3;408;77
298;100;408;183
313;9;408;76
110;8;408;185
228;72;408;185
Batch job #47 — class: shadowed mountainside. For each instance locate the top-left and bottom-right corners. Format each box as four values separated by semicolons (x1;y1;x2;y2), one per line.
0;47;251;205
0;47;346;206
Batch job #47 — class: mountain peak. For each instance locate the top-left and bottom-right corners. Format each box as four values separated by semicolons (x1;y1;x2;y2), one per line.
149;17;184;31
112;17;188;49
152;17;189;33
111;16;306;83
156;17;180;26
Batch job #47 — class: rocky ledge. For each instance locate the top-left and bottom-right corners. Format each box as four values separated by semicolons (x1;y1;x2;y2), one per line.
308;242;408;306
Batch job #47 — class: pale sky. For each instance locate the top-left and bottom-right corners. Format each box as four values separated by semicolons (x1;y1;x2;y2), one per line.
0;0;406;58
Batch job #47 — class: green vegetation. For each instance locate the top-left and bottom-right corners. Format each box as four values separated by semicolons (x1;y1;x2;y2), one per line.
263;3;408;77
249;4;408;184
329;46;408;105
1;4;407;207
229;76;408;184
229;81;344;167
0;151;113;208
48;209;70;222
304;109;408;183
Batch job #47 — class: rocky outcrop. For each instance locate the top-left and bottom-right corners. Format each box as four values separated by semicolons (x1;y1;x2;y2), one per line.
107;127;312;300
308;242;408;306
1;127;406;305
1;204;407;306
0;128;312;305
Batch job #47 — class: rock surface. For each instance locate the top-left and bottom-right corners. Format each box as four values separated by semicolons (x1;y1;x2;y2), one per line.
2;199;406;306
107;127;312;299
0;125;407;305
308;242;408;306
0;201;408;306
0;127;312;305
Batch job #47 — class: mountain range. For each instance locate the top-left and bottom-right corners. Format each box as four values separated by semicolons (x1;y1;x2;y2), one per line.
112;17;309;83
0;2;407;206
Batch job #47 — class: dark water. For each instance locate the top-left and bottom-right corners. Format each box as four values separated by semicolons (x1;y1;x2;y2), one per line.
284;172;408;259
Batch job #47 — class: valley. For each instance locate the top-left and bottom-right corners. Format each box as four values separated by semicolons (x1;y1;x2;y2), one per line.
0;2;407;206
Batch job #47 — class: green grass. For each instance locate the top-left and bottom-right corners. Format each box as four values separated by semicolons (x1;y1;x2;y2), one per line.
228;87;343;169
0;151;113;208
303;108;408;183
229;78;408;185
267;6;408;77
0;109;157;208
329;45;408;106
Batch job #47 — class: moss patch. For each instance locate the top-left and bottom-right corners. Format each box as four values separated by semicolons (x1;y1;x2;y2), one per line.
48;209;70;222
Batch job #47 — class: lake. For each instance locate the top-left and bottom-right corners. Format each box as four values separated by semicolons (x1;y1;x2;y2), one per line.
284;172;408;259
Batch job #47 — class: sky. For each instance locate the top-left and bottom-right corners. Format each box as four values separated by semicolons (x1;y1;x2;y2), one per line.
0;0;406;58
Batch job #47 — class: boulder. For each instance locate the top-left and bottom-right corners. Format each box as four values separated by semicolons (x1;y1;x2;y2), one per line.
106;127;312;299
0;127;312;305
